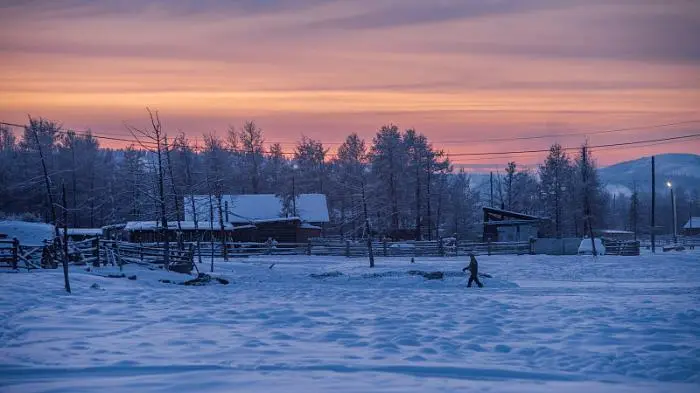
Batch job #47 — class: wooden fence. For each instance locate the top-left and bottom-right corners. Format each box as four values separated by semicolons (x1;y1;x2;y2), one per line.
603;240;641;256
0;238;48;270
132;238;533;259
0;239;19;269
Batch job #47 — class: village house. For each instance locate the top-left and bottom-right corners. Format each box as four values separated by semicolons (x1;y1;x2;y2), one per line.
682;217;700;236
482;207;542;242
120;194;330;244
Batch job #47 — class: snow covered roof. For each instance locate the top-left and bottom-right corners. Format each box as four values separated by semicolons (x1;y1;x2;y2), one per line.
253;217;301;224
597;229;634;235
184;194;330;224
483;207;541;221
0;220;55;246
683;217;700;229
295;194;330;223
125;221;240;231
60;228;103;236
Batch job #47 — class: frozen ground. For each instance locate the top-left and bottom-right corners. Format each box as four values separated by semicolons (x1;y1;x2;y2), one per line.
1;252;699;392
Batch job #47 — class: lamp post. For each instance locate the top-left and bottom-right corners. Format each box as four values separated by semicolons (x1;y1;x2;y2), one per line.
292;163;298;217
667;181;677;244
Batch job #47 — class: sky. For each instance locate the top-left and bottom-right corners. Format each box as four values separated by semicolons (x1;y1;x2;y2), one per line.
1;0;699;169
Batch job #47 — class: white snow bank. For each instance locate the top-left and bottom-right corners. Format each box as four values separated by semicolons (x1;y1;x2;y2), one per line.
1;252;699;392
578;238;606;255
0;220;55;246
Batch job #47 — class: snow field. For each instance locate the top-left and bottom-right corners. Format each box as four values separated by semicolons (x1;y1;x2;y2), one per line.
1;252;699;392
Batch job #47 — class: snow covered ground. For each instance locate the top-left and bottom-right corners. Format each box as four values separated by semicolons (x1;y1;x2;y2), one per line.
1;252;699;392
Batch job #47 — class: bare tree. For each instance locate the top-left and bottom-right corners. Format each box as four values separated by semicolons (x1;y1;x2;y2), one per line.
25;117;60;238
239;121;265;194
126;109;170;268
164;135;183;248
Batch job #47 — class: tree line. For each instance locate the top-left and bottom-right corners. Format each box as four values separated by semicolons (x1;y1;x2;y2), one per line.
0;112;691;240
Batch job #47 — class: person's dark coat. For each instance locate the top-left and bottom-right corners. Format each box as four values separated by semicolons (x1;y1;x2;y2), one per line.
462;255;483;288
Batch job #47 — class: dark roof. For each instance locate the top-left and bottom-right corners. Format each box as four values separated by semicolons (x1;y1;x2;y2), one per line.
483;219;540;227
483;207;541;221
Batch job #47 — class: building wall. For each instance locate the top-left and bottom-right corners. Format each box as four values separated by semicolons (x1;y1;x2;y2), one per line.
532;238;581;255
496;225;538;242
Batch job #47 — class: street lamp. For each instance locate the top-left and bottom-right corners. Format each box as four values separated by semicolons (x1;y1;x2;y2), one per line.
292;163;298;217
667;181;677;243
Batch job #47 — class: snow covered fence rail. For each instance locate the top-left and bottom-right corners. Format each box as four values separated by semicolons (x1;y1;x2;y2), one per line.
0;239;19;269
145;239;533;258
98;240;195;273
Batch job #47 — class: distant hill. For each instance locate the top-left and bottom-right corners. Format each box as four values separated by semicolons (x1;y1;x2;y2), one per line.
460;153;700;198
599;153;700;195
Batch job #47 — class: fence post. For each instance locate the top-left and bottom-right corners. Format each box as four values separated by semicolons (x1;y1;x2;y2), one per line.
454;236;459;257
438;238;444;257
96;240;101;267
529;237;536;255
488;241;492;256
139;244;144;262
11;237;19;270
307;241;312;256
345;240;350;258
115;243;123;271
383;238;388;257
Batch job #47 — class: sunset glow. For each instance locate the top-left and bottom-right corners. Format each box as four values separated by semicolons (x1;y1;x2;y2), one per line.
1;0;699;167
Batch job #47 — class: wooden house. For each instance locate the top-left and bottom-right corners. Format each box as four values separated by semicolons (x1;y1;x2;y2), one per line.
682;217;700;236
60;228;103;242
482;207;542;242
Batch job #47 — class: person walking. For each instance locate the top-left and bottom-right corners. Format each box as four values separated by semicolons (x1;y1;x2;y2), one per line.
462;253;483;288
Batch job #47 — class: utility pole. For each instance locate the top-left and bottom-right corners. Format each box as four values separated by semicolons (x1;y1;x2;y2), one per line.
31;120;60;239
668;182;677;244
490;171;494;207
292;175;297;217
632;181;638;241
582;146;597;256
61;182;71;294
651;156;656;253
690;198;694;233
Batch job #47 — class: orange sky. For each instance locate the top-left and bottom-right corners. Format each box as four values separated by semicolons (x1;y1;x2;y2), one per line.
1;0;699;168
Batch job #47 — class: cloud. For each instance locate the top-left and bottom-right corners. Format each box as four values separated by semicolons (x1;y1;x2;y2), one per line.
306;0;568;30
0;0;699;166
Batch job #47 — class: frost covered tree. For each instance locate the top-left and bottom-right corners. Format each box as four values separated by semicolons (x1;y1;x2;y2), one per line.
294;136;327;194
237;121;265;194
333;133;368;239
126;109;170;266
369;125;404;234
504;162;516;210
0;126;19;214
446;169;480;239
538;144;574;237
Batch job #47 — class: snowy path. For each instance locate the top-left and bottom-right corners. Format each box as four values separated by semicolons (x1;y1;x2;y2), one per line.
1;253;699;392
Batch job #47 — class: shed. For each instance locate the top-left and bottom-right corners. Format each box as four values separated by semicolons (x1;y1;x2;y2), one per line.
183;194;330;227
682;217;700;236
123;221;248;243
60;228;103;242
482;207;541;242
594;229;635;241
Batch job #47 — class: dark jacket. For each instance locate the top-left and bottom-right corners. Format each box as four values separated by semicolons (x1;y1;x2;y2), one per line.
462;257;478;275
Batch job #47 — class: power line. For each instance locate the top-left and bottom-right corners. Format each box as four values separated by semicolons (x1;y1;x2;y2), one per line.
6;118;699;147
445;133;700;157
450;133;698;164
4;119;699;159
439;119;700;144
